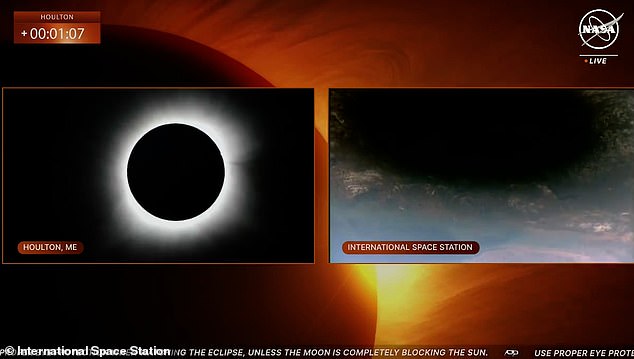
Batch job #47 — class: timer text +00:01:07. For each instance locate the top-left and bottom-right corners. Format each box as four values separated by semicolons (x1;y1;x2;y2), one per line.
26;27;85;40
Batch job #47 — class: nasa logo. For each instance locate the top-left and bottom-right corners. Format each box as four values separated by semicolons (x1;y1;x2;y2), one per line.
579;9;623;50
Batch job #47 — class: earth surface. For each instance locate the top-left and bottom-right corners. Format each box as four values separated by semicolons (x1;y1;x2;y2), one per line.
330;89;634;263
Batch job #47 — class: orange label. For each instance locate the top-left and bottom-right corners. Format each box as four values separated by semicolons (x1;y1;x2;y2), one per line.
14;11;100;44
18;241;84;255
14;11;100;23
342;241;479;255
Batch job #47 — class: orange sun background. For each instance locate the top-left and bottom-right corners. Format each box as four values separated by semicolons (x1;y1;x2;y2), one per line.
4;0;634;347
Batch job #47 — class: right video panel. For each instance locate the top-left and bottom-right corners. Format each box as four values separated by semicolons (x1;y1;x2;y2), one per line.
329;89;634;263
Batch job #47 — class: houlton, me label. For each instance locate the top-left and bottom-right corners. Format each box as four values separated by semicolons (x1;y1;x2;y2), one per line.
18;241;84;255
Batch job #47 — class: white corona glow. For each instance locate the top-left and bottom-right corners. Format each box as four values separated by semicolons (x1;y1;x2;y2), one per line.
109;95;254;246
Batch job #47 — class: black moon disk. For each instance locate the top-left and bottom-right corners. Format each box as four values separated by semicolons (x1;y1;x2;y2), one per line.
127;123;225;221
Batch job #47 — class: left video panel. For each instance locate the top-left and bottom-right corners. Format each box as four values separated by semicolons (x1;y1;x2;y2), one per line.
3;88;315;264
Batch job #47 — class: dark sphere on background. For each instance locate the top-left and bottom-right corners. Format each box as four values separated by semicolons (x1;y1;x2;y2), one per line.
127;123;225;221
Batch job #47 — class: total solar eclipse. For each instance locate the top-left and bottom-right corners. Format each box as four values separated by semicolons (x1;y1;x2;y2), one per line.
127;123;225;221
4;88;314;263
